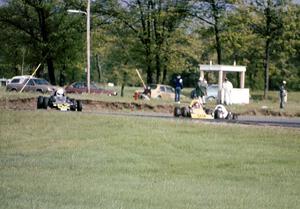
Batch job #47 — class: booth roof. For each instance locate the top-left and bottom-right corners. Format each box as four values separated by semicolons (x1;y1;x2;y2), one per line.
199;64;246;72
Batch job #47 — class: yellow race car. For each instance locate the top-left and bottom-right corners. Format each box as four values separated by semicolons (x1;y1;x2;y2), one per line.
174;99;237;120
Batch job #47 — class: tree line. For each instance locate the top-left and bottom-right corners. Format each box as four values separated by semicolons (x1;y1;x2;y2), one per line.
0;0;299;96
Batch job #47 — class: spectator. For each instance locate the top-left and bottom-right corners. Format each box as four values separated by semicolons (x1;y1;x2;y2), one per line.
279;80;287;109
140;85;151;100
174;75;183;103
195;77;208;104
223;77;233;105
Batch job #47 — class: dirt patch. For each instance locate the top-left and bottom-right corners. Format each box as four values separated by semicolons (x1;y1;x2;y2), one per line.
239;108;298;117
0;97;298;117
0;97;174;113
81;100;173;113
0;98;37;110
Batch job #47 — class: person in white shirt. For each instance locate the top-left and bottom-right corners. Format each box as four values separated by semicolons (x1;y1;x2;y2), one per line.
222;77;233;105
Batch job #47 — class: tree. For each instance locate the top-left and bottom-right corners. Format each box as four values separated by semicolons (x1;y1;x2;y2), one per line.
249;0;286;98
221;2;265;89
94;0;190;84
273;4;300;90
191;0;237;64
0;0;85;85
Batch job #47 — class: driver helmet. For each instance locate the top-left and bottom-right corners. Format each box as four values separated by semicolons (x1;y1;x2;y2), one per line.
56;88;64;97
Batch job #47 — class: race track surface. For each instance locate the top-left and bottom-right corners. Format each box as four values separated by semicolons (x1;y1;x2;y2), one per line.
90;111;300;129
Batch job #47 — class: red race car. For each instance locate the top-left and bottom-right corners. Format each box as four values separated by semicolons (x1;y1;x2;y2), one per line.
65;82;117;96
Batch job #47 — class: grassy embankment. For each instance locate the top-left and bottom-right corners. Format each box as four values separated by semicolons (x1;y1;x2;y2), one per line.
0;110;299;209
1;86;300;115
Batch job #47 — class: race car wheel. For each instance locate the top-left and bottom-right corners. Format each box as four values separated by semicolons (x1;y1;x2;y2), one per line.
226;112;233;120
181;107;190;117
174;107;181;117
37;96;44;109
43;97;49;109
76;100;82;111
214;109;222;119
70;99;76;111
232;113;238;120
48;96;55;108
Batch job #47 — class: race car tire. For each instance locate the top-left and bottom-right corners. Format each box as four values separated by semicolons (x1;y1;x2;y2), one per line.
70;99;76;111
174;107;181;117
48;96;55;108
214;109;222;119
226;112;233;120
37;96;44;109
181;107;190;117
76;100;83;111
43;97;49;109
232;113;238;120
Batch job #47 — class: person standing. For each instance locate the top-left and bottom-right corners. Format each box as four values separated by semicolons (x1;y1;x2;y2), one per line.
279;80;287;109
195;77;208;104
174;75;183;103
140;85;151;100
222;77;233;105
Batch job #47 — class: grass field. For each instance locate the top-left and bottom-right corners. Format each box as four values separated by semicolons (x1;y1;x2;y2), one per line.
0;110;299;209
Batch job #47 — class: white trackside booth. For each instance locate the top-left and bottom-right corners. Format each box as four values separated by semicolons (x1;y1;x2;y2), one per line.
199;63;250;104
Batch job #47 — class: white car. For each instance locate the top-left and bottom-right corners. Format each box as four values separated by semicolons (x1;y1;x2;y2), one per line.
149;84;176;99
6;75;56;93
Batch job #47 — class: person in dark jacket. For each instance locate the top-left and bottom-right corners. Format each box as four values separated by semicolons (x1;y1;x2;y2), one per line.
174;75;183;103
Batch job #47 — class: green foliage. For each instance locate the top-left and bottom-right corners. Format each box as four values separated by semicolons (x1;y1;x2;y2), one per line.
0;0;299;90
93;0;192;84
0;0;86;84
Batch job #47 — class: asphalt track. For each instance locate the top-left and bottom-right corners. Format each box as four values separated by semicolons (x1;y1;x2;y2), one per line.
92;111;300;129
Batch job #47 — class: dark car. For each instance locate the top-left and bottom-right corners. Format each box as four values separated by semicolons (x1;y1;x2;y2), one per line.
65;82;117;96
6;75;56;93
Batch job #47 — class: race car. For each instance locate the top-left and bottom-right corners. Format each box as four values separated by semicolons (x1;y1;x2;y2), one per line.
174;99;237;120
37;88;82;111
213;104;238;120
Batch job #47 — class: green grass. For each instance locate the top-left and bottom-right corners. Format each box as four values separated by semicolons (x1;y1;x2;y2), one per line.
0;110;299;209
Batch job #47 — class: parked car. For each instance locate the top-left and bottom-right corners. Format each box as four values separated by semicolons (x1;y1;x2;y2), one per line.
65;82;117;96
148;84;176;99
205;84;219;101
190;84;219;101
6;75;56;93
135;84;186;100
